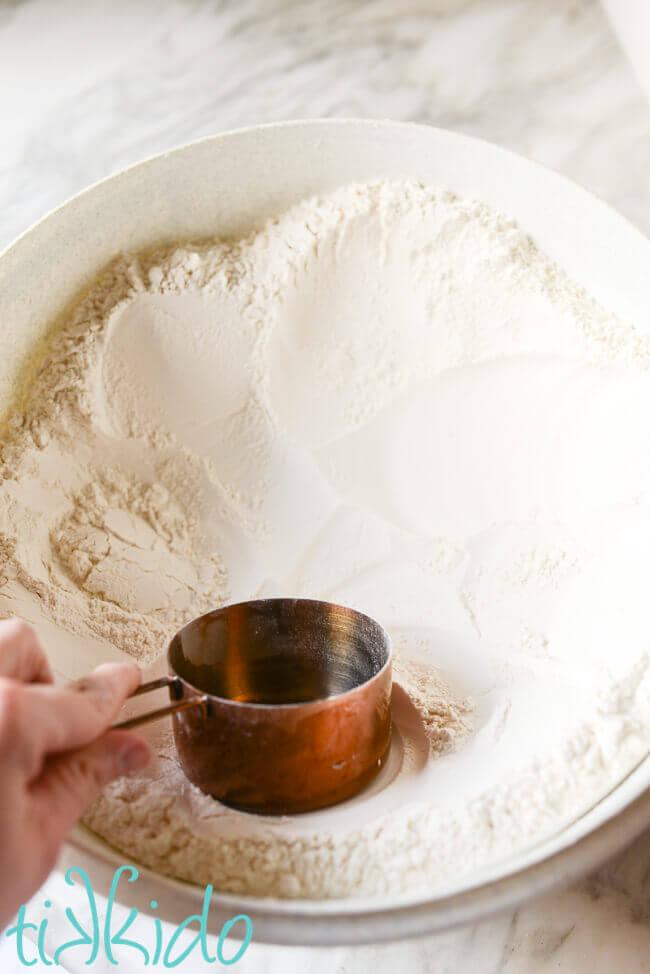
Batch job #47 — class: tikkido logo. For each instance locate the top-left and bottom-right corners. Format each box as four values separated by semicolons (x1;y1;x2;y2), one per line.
6;866;253;967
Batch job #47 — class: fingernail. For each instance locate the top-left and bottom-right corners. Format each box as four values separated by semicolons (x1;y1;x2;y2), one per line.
119;742;150;774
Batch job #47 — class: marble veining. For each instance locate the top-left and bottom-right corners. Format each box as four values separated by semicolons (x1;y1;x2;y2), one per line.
1;0;650;971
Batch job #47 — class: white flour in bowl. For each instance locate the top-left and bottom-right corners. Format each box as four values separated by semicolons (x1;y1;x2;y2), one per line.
2;182;650;898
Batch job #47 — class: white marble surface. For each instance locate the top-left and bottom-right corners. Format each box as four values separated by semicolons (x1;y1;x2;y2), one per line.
2;0;650;970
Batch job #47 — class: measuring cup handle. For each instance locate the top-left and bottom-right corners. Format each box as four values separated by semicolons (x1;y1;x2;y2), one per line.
133;675;181;697
112;675;210;730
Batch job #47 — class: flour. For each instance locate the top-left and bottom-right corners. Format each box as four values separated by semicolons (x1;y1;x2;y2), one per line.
2;181;650;899
391;653;473;754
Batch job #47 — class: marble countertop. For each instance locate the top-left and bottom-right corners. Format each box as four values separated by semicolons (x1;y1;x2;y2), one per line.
2;0;650;970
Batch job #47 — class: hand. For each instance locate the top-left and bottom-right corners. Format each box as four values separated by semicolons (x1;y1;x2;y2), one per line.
0;619;151;929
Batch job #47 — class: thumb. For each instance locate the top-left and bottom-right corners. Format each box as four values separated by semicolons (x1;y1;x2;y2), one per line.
31;730;151;841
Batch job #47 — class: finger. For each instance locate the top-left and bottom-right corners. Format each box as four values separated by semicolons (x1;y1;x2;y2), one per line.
0;662;142;774
29;730;151;846
0;619;53;683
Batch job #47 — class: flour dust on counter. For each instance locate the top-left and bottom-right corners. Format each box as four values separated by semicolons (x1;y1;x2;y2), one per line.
1;182;650;899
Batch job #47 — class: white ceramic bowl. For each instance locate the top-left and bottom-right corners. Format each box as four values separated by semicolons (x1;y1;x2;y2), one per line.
3;120;650;945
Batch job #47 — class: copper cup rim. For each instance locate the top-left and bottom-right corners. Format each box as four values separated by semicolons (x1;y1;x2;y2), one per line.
165;596;393;714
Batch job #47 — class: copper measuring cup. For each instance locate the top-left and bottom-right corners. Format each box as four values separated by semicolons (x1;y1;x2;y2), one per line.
114;598;392;814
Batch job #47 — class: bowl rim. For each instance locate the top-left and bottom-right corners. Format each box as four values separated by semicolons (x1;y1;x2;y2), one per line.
3;116;649;269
